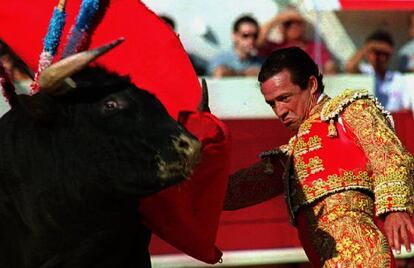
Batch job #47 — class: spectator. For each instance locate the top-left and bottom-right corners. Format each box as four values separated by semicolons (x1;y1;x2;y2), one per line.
256;6;337;74
398;13;414;73
207;15;263;78
345;30;411;112
159;14;208;76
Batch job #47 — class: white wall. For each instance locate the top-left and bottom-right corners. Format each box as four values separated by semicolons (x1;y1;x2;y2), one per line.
204;74;375;119
142;0;278;59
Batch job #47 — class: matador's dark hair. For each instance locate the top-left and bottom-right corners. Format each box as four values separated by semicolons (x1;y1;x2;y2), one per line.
258;46;324;93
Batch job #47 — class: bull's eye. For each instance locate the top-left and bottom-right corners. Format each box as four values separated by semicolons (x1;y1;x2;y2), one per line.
104;100;118;111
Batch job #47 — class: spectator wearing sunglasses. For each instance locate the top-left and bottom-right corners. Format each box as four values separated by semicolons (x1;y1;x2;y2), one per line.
345;30;411;112
256;6;337;74
207;15;264;78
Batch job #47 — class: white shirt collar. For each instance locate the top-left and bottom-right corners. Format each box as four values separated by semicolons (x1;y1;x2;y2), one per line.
317;93;326;103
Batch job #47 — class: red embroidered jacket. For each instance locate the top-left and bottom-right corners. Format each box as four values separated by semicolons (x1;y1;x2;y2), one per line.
226;89;414;224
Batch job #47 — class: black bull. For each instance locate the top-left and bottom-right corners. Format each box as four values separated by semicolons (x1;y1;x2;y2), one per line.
0;66;201;267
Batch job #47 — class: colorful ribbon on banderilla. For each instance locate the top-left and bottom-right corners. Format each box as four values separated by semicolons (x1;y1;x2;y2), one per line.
30;0;102;94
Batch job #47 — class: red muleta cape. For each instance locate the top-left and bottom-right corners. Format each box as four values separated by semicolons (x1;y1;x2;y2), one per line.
0;0;230;263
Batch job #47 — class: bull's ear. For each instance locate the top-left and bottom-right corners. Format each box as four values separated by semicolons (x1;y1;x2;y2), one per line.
18;94;60;125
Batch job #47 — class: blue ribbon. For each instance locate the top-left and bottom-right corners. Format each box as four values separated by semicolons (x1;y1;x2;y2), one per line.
43;7;67;55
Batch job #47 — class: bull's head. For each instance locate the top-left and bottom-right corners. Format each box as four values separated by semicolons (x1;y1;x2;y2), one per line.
15;40;201;197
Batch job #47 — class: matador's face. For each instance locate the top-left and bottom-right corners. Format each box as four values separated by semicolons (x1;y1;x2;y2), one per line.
260;69;318;131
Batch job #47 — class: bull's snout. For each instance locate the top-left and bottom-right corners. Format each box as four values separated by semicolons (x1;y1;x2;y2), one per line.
173;134;201;163
157;134;201;182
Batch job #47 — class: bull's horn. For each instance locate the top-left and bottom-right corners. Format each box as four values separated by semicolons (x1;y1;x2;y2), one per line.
198;78;210;112
39;37;124;95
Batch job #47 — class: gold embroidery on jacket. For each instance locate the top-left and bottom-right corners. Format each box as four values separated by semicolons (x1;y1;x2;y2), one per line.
295;156;309;180
293;135;323;157
321;89;394;129
290;170;372;213
308;136;322;152
294;156;325;181
342;99;414;216
302;191;392;267
321;89;369;121
308;156;324;174
285;91;413;225
294;137;308;156
297;121;312;137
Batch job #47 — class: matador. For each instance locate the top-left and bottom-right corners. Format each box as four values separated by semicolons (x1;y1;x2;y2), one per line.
225;47;414;267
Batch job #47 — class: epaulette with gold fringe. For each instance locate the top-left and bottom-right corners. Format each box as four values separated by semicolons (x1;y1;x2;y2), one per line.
320;89;394;130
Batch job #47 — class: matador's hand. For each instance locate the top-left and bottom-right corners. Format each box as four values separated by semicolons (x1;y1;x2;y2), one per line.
384;212;414;254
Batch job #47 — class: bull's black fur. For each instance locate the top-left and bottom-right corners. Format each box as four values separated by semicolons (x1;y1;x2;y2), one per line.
0;67;195;267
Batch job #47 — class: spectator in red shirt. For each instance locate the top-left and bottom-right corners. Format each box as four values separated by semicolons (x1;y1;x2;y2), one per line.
256;6;337;74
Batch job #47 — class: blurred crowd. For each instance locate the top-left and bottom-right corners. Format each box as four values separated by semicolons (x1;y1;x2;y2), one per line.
160;6;414;113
